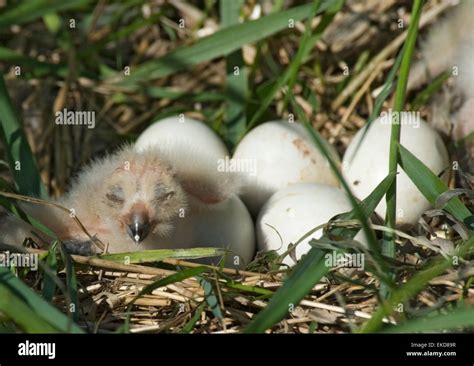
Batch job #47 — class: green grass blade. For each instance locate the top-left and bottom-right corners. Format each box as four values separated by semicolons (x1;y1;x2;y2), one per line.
220;0;247;147
0;282;58;333
43;12;62;34
326;173;396;242
180;302;207;334
411;71;450;110
42;241;59;302
384;0;424;282
222;280;273;296
245;249;327;333
0;266;84;333
0;75;47;198
113;1;334;88
58;244;79;322
0;0;92;29
382;306;474;333
98;247;226;264
398;144;472;223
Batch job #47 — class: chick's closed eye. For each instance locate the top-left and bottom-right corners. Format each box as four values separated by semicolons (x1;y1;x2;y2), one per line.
154;183;175;203
105;185;125;206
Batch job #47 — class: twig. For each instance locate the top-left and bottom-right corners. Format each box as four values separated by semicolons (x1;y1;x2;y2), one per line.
162;258;277;281
299;299;395;324
340;60;392;124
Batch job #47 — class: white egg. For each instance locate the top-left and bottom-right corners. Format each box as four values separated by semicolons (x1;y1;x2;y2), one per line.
233;120;340;216
169;196;255;268
135;116;229;160
342;113;449;225
257;183;367;266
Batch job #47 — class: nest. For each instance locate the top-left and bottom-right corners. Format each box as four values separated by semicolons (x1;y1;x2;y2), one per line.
1;0;473;333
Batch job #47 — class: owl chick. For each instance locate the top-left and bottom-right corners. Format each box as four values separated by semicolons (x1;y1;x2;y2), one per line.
408;1;474;94
1;146;186;253
405;0;473;178
1;143;253;267
408;0;474;141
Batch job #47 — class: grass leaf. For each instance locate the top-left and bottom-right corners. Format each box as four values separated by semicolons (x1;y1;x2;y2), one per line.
58;244;79;322
0;75;47;198
220;0;247;147
98;247;227;264
398;144;472;223
383;0;425;286
42;241;59;302
382;306;474;333
180;302;207;334
0;266;83;333
0;0;92;29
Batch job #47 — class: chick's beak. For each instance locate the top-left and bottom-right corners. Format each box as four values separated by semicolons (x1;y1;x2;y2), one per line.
126;213;151;244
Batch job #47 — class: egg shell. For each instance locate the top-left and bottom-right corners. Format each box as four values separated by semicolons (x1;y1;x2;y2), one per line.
233;120;340;216
342;114;449;225
257;183;367;266
135;116;229;160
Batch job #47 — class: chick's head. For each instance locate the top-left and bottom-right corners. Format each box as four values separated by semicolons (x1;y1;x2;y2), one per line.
98;148;187;244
